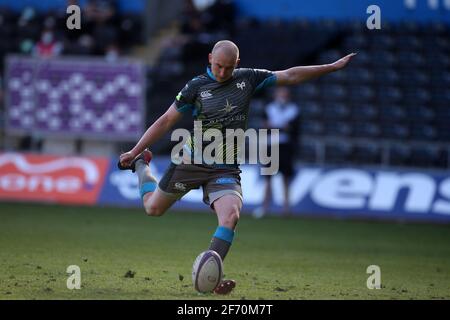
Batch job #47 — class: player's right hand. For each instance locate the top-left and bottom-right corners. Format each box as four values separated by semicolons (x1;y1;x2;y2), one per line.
119;151;135;168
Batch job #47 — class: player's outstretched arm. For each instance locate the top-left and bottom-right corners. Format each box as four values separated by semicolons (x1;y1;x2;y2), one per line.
119;103;182;166
274;53;357;86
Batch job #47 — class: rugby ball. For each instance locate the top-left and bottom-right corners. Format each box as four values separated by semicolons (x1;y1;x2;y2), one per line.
192;250;223;293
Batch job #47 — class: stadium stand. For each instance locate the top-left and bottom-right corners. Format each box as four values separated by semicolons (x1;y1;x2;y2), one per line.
0;0;449;170
0;1;143;72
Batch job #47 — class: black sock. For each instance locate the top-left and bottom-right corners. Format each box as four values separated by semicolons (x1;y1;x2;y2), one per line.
209;237;232;261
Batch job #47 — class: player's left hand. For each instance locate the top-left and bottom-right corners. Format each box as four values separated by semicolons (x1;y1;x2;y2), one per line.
332;53;357;70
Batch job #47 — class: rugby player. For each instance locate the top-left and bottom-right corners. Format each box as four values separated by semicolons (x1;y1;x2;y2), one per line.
119;40;355;294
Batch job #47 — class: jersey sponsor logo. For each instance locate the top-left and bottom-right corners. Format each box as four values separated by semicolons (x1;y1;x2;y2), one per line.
206;114;246;125
200;90;213;99
174;182;187;192
219;99;238;113
236;81;246;90
0;152;108;204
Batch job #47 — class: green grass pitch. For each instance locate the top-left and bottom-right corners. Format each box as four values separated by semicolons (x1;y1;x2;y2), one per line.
0;202;449;300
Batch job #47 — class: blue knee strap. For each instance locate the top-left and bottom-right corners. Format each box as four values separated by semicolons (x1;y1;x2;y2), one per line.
213;226;235;244
140;182;157;198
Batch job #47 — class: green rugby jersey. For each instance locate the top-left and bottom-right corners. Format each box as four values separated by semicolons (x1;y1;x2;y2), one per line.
174;66;277;165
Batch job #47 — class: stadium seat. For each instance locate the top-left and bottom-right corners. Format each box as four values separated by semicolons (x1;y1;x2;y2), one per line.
379;104;406;122
436;36;450;50
302;120;325;135
397;21;421;35
403;88;431;105
325;141;353;164
400;70;429;87
369;34;395;49
430;88;450;105
352;122;380;138
435;105;450;121
409;125;437;141
320;84;347;101
299;140;318;163
342;34;369;50
397;51;425;68
119;14;144;45
347;68;373;84
430;71;450;88
322;103;350;120
410;146;447;168
377;86;403;103
348;85;375;103
395;34;423;51
407;106;435;122
296;83;320;100
389;144;412;167
351;103;378;120
425;52;450;69
352;142;381;164
425;22;449;36
348;50;370;67
322;68;346;83
318;50;343;65
374;69;400;86
301;101;322;119
372;51;397;67
436;125;450;142
381;124;410;139
324;121;352;136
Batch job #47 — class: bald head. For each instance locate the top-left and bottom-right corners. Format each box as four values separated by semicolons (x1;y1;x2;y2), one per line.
209;40;240;82
212;40;240;61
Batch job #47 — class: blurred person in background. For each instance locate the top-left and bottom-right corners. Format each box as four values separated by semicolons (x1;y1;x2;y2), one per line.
33;29;63;58
16;7;39;55
104;43;120;62
84;0;118;55
84;0;117;25
253;87;300;218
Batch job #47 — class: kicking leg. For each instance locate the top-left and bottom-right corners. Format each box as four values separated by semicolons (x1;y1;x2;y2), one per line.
119;150;177;217
142;188;178;217
135;156;179;217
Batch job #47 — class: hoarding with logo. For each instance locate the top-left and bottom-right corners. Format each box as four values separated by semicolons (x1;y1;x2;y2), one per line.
0;153;108;205
99;157;450;223
241;166;450;223
2;152;449;223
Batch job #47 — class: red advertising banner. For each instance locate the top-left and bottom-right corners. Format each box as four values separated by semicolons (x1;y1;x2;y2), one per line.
0;153;109;205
